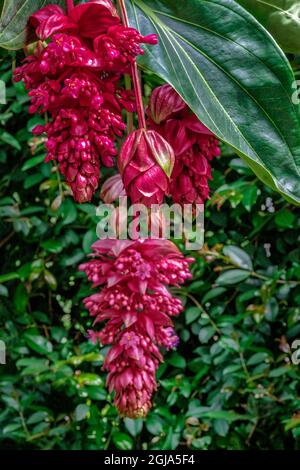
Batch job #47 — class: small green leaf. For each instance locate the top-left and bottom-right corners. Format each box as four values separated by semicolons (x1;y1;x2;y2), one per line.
41;239;64;254
202;287;227;303
275;209;295;228
24;173;45;189
0;130;21;149
223;245;253;270
185;306;201;324
27;411;49;425
216;269;250;285
75;404;89;422
0;272;20;283
112;432;133;450
21;155;45;171
124;418;143;437
13;283;28;314
146;414;164;435
214;419;229;437
247;352;271;366
199;326;215;344
269;366;290;377
23;329;53;355
167;352;186;369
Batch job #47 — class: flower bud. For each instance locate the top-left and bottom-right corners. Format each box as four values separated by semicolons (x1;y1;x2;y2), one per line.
118;129;175;205
148;84;186;124
100;174;126;203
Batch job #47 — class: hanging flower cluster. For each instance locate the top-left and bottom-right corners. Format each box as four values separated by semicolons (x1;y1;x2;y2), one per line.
147;84;221;204
14;1;157;202
80;239;193;418
15;0;221;419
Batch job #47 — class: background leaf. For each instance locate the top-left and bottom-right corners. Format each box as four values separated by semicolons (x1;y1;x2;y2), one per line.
127;0;300;204
237;0;300;54
0;0;64;50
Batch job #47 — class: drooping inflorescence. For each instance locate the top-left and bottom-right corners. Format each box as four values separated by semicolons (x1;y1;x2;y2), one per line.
80;239;193;418
15;1;220;418
14;1;157;202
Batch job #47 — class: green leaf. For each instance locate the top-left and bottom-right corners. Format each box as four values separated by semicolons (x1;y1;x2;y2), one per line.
24;173;45;189
185;306;201;324
146;414;164;435
202;287;227;303
167;352;186;369
0;272;19;283
23;329;53;355
199;326;215;344
187;408;253;422
13;283;28;313
127;0;300;204
41;239;64;254
27;411;49;425
124;418;143;437
44;269;57;290
82;229;98;254
247;352;271;365
223;245;253;270
275;209;295;228
16;358;50;375
0;0;64;50
74;404;89;421
214;419;229;437
269;366;290;377
112;432;134;450
237;0;300;54
21;155;45;171
0;130;21;149
215;269;251;285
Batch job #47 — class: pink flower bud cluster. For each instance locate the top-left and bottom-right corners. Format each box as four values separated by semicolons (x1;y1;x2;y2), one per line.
148;84;221;204
80;239;193;418
14;1;157;202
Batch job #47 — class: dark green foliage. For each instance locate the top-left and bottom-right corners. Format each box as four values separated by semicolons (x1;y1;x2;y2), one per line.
0;50;300;450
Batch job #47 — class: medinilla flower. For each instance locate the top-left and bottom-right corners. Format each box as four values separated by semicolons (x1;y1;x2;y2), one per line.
104;329;161;418
118;129;175;205
147;84;220;204
28;2;120;41
100;174;126;203
80;238;193;417
14;1;157;202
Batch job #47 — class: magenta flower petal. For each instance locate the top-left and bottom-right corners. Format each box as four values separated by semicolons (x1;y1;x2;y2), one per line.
69;1;120;38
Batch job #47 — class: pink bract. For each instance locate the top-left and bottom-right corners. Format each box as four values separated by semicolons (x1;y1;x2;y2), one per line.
148;84;220;204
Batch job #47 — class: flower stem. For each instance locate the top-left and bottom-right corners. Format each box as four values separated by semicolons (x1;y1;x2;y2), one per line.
124;74;134;134
66;0;74;14
117;0;146;129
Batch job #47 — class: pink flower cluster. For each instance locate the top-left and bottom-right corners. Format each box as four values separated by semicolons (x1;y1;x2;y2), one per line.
148;84;221;204
80;239;193;418
14;1;157;202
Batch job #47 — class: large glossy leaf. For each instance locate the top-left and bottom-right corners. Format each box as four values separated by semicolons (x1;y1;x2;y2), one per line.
0;0;64;50
237;1;300;55
127;0;300;204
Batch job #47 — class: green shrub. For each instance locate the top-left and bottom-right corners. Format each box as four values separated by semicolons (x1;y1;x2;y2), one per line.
0;49;300;450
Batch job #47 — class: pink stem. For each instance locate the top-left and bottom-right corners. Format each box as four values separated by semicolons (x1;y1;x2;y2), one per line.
117;0;146;129
66;0;74;14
